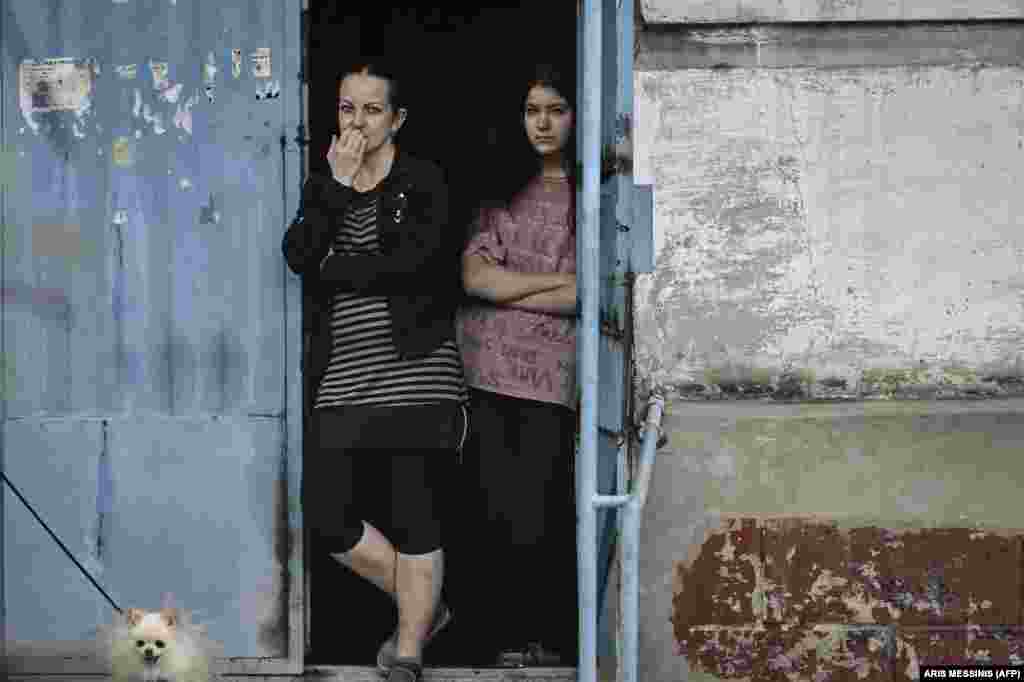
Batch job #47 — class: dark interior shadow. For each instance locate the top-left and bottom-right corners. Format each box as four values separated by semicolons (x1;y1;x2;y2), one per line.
304;2;577;667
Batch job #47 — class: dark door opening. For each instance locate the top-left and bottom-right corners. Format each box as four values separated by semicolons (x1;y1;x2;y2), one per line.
304;2;577;667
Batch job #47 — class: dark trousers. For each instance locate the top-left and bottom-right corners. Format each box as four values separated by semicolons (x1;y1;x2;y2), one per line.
451;388;579;663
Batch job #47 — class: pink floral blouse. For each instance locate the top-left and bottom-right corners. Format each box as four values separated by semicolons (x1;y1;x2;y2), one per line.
456;176;577;410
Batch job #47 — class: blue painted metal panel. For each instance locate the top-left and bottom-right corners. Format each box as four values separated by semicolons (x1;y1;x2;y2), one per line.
596;191;624;659
629;185;654;274
589;0;652;661
4;1;291;418
1;0;8;658
280;0;305;668
593;0;626;660
100;417;289;657
2;0;303;674
4;419;109;639
5;417;288;654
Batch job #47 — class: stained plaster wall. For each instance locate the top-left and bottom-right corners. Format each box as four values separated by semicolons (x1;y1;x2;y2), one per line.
633;61;1024;400
627;8;1024;682
641;0;1024;23
636;401;1024;682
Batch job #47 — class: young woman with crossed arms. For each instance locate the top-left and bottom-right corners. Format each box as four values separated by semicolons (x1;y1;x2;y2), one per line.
456;61;579;667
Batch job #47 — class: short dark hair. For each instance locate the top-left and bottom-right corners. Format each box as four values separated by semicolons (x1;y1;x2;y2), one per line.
335;56;405;111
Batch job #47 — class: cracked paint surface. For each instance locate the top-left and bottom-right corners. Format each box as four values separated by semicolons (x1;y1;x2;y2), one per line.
633;66;1024;399
4;0;297;661
673;518;1024;681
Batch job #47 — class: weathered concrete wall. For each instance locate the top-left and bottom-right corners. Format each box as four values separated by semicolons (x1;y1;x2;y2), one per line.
637;400;1024;681
641;0;1024;24
629;19;1024;682
633;61;1024;400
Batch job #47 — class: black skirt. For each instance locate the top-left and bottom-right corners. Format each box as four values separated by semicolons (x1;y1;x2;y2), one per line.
304;401;467;553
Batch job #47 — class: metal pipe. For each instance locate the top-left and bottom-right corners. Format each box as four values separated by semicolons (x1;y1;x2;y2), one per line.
594;494;630;509
578;0;603;679
614;431;630;682
631;396;665;513
613;434;628;680
621;393;665;682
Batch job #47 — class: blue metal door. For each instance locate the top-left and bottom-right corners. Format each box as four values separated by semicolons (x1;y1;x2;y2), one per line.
2;0;304;675
577;0;654;671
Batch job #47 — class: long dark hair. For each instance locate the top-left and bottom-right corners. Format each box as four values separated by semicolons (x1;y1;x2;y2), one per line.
475;61;577;236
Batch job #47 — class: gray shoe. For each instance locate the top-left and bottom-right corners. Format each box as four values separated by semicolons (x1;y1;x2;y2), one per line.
376;603;452;675
385;658;422;682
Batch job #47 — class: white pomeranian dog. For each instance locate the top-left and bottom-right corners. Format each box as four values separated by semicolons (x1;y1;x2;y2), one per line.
97;605;222;682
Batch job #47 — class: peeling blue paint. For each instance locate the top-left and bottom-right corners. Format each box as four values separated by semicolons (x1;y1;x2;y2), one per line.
3;0;301;659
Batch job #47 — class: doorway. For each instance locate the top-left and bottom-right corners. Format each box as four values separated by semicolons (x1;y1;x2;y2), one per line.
304;1;578;667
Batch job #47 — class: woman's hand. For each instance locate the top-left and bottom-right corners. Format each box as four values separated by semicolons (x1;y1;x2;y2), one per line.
327;128;366;181
463;254;577;304
483;253;575;290
506;278;577;316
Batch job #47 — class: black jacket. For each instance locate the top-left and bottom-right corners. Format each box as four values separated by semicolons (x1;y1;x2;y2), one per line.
281;148;463;400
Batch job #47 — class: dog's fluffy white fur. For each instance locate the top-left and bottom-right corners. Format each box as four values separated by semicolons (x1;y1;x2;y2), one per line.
96;605;222;682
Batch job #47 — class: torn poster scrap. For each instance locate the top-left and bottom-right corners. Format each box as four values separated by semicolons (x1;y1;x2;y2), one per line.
149;60;169;90
251;48;271;78
256;80;280;100
19;58;94;113
203;52;217;102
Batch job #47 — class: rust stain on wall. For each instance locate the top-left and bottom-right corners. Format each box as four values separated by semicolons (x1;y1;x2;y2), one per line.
673;518;1024;680
675;519;764;626
680;624;892;681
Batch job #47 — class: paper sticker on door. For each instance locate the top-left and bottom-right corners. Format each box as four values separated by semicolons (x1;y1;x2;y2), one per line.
19;58;94;113
115;64;137;80
203;52;217;103
112;136;134;167
149;60;169;90
251;48;271;79
256;81;280;100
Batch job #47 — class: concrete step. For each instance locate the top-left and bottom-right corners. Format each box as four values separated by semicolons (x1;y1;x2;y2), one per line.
7;666;582;682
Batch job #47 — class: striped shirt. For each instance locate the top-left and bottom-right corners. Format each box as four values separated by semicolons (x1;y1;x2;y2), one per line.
313;186;468;409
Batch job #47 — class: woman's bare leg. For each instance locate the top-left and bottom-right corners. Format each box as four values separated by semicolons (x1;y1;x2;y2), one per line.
330;521;396;598
394;548;444;661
